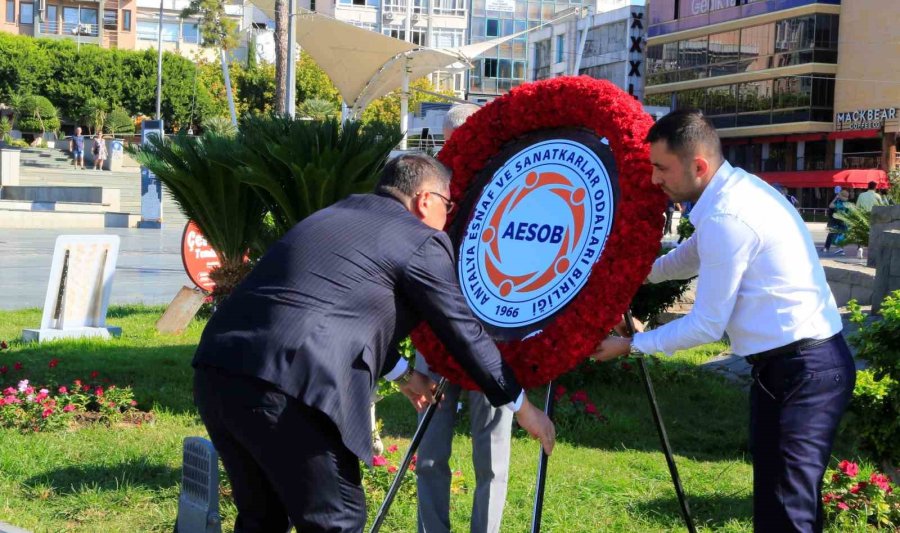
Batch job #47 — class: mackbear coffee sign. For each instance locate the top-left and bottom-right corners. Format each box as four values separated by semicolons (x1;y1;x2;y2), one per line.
835;108;897;131
455;131;618;339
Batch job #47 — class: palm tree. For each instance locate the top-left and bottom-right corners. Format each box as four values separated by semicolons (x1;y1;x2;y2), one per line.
235;116;403;242
128;132;268;301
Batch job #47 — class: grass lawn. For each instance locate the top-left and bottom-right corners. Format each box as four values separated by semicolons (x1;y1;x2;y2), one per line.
0;305;867;532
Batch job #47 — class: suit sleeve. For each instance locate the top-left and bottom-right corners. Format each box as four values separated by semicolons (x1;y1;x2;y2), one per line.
400;233;523;407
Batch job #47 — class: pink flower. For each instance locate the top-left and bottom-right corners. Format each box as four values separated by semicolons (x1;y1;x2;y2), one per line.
63;404;76;413
373;455;388;467
94;387;104;397
82;385;91;392
131;400;137;406
570;390;588;403
838;460;859;478
90;371;99;379
823;493;837;504
48;358;59;369
388;466;398;474
58;386;68;394
41;408;53;418
837;502;850;511
850;482;866;494
3;387;15;396
870;473;892;492
387;444;399;453
585;402;598;415
408;464;416;472
453;470;462;477
411;454;418;464
13;362;22;371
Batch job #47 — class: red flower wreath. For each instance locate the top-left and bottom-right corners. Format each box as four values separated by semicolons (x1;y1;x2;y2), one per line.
411;76;666;389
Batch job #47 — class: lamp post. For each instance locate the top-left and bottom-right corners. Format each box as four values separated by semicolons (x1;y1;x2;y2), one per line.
155;0;164;120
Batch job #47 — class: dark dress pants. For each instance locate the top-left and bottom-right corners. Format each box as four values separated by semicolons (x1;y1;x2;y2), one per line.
749;334;855;533
194;366;367;533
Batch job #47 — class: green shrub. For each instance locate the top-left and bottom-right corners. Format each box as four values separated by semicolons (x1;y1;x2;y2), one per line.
105;106;134;134
0;116;11;138
847;291;900;464
14;94;60;133
834;204;871;247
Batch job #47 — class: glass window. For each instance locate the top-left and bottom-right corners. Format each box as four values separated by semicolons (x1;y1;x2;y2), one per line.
708;30;740;66
122;9;131;31
63;6;78;30
676;88;706;111
5;0;14;23
161;21;178;41
644;92;671;107
774;76;810;109
498;58;511;78
740;23;774;72
47;4;57;28
678;36;707;72
738;80;773;113
774;15;814;54
19;2;33;24
580;62;625;87
486;18;498;37
484;58;498;78
811;74;835;108
556;34;564;63
137;20;157;40
182;22;199;43
814;14;839;49
513;60;525;79
79;7;96;25
103;9;116;29
706;85;736;116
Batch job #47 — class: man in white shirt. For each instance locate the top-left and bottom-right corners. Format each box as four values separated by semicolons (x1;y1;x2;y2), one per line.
593;110;855;533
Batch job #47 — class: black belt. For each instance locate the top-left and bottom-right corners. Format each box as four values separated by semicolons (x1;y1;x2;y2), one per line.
745;334;839;365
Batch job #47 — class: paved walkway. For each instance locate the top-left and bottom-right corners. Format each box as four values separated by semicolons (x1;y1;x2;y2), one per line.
0;226;192;311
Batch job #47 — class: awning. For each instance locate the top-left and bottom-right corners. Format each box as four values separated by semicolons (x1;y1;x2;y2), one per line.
827;129;881;140
758;168;889;189
247;5;578;112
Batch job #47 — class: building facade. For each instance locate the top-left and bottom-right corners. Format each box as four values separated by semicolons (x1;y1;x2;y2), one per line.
1;0;250;61
467;0;586;102
527;0;646;101
302;0;469;98
644;0;899;208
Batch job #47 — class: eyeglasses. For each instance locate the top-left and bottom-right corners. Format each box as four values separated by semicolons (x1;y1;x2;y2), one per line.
417;191;456;214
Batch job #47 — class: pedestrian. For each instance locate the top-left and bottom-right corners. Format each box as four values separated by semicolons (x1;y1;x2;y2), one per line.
69;127;85;170
192;153;555;532
415;103;514;533
823;189;851;255
92;132;107;171
593;110;853;533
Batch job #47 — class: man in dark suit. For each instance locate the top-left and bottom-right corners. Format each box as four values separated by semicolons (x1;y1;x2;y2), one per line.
193;153;556;532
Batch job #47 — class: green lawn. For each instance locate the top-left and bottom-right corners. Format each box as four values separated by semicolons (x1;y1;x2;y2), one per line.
0;306;866;532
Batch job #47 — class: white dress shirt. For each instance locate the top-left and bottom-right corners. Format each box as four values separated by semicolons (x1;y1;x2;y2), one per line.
633;161;842;357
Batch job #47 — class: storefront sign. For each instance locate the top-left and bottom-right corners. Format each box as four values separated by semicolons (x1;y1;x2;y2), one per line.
835;108;897;131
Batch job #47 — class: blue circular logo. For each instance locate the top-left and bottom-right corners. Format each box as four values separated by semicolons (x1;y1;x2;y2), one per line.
456;135;617;334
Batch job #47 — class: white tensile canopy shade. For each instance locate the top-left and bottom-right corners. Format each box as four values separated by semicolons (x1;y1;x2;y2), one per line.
246;4;576;114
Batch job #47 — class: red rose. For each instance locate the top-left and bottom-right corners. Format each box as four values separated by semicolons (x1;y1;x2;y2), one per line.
48;358;60;369
58;386;68;394
13;362;22;371
838;460;859;478
372;455;388;467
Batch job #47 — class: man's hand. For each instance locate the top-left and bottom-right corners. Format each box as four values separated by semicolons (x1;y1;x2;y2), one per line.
590;336;632;362
515;397;556;455
612;315;645;337
398;371;437;413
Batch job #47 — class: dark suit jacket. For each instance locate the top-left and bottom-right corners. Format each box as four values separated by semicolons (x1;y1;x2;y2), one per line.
193;193;523;462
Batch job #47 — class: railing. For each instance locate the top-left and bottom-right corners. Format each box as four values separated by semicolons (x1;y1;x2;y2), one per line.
842;152;882;170
48;22;100;37
760;154;885;172
799;207;829;223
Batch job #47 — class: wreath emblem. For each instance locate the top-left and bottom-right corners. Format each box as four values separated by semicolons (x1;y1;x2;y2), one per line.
412;77;665;389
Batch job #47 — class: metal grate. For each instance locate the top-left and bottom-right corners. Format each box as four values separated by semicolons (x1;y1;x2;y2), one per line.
176;437;222;533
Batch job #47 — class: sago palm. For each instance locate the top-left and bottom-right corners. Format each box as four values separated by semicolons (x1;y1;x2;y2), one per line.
235;116;403;243
128;132;268;300
834;203;871;247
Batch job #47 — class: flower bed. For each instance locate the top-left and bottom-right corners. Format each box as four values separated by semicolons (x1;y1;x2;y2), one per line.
823;459;900;528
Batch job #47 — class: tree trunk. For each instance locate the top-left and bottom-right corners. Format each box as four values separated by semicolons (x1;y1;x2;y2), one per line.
274;0;289;115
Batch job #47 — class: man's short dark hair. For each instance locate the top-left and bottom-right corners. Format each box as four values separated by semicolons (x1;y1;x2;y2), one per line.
868;181;877;190
376;153;451;199
645;109;723;162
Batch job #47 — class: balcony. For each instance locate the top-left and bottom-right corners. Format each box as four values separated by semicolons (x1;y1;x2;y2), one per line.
40;21;100;38
841;151;882;170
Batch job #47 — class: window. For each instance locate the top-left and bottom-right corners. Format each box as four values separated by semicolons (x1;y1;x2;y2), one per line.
512;60;524;79
122;9;130;31
161;21;178;41
79;7;97;25
103;9;116;29
182;22;199;43
583;21;627;59
19;2;32;24
5;0;13;23
579;62;625;87
556;34;564;63
137;20;157;40
47;5;59;28
486;18;498;37
483;58;498;78
431;28;463;48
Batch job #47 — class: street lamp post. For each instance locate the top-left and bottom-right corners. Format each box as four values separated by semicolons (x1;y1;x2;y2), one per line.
155;0;164;120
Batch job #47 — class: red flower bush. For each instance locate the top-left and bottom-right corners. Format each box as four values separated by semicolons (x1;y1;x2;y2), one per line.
823;460;900;528
412;77;664;389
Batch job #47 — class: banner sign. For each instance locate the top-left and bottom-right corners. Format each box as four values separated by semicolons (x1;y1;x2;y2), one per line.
181;221;221;292
453;129;618;341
